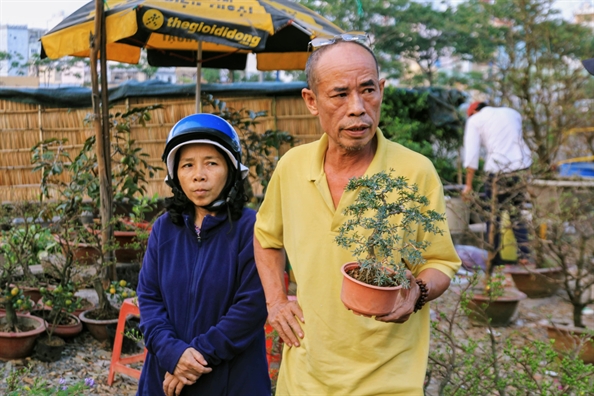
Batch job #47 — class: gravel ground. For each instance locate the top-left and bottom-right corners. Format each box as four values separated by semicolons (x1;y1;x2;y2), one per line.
0;331;140;395
1;278;590;395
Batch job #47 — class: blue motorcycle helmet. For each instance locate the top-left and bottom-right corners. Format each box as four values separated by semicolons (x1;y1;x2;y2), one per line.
163;113;249;211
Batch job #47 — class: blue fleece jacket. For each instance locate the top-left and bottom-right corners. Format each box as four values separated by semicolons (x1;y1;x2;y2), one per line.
137;208;270;395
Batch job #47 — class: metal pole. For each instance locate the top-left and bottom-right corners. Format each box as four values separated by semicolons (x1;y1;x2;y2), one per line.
196;41;202;113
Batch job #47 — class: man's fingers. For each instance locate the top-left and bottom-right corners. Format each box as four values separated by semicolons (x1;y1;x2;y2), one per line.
270;300;305;347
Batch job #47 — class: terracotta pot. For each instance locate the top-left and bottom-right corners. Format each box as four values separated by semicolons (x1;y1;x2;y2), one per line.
340;262;403;317
545;323;594;364
468;287;527;327
114;230;144;263
507;266;563;298
79;308;119;341
72;298;96;318
34;335;66;362
30;310;83;339
54;235;101;265
21;286;42;305
0;314;46;360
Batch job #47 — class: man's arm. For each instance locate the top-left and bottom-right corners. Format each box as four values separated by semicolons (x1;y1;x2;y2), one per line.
254;237;304;347
462;167;476;197
375;268;451;323
417;268;451;301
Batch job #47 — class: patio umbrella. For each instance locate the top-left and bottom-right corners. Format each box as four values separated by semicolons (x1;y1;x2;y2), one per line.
40;0;344;112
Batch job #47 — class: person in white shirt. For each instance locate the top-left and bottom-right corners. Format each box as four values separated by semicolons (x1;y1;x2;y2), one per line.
462;102;533;266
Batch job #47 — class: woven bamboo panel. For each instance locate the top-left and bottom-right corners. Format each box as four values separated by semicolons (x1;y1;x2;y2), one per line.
1;94;324;204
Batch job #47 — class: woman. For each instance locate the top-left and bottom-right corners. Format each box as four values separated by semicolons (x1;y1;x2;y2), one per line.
137;113;271;396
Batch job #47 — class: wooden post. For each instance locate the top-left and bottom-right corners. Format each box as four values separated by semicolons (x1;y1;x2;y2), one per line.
90;0;115;296
98;0;116;281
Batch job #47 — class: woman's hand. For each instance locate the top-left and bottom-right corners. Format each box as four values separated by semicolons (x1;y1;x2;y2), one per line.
173;348;213;385
163;372;185;396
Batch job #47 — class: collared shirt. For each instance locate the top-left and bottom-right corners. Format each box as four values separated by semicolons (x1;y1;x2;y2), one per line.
255;129;460;395
463;106;532;173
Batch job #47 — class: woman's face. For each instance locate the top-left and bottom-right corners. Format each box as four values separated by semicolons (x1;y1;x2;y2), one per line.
177;143;229;210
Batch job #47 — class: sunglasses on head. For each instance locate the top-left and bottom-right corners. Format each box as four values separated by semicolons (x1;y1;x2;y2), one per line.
308;33;371;52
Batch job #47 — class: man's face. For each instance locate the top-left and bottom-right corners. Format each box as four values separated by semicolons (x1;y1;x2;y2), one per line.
302;43;385;153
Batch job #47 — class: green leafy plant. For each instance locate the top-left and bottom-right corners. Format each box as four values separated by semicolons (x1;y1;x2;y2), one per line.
37;282;83;342
0;204;50;332
107;279;136;304
335;169;445;287
426;272;594;394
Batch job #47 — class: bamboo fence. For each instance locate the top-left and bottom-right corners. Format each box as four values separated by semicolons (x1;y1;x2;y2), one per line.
0;93;323;204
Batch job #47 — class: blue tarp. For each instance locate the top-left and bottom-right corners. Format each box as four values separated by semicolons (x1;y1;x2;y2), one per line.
558;162;594;178
0;80;309;109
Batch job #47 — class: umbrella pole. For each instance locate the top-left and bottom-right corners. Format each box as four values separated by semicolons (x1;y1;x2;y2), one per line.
196;41;202;113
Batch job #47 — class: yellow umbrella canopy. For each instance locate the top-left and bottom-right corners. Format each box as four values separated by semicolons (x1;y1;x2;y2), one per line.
40;0;344;71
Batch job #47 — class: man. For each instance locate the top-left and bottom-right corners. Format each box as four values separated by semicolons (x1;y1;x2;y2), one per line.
254;35;460;395
462;102;533;265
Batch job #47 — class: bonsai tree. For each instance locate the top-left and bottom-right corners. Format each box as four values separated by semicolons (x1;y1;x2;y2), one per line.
36;281;82;351
461;171;534;284
426;273;594;394
0;204;40;331
335;169;445;288
536;187;594;328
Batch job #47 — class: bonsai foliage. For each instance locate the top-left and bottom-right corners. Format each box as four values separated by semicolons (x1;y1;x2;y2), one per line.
335;170;444;287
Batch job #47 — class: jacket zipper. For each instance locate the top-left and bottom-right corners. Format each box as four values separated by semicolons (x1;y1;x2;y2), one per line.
185;219;202;341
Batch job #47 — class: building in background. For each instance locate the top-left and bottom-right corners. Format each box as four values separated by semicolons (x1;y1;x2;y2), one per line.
575;2;594;29
0;25;29;77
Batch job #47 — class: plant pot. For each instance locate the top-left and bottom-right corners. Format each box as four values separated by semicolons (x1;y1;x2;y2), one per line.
21;286;42;305
114;230;143;263
30;310;83;339
34;335;66;362
545;323;594;364
0;314;46;360
72;298;96;318
468;288;527;327
507;266;563;298
340;262;403;317
79;308;119;341
54;235;101;265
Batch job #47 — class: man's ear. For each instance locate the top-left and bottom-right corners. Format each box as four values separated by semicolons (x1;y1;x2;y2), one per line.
301;88;319;116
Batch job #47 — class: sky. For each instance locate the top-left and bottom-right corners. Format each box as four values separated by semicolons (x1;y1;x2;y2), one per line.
0;0;590;31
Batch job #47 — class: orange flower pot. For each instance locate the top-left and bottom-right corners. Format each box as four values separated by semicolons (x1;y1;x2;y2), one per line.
340;262;402;317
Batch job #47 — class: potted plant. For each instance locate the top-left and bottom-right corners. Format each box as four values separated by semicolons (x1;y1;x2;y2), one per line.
462;172;527;326
535;187;594;363
0;204;46;360
79;279;135;342
32;281;83;362
335;170;445;317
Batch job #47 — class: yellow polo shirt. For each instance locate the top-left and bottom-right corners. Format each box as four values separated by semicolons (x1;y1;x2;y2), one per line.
255;129;461;395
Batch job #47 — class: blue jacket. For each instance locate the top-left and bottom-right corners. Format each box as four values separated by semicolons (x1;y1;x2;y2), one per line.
137;208;270;395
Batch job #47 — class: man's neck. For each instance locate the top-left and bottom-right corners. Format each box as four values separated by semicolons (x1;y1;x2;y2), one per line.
323;137;377;208
324;137;377;177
